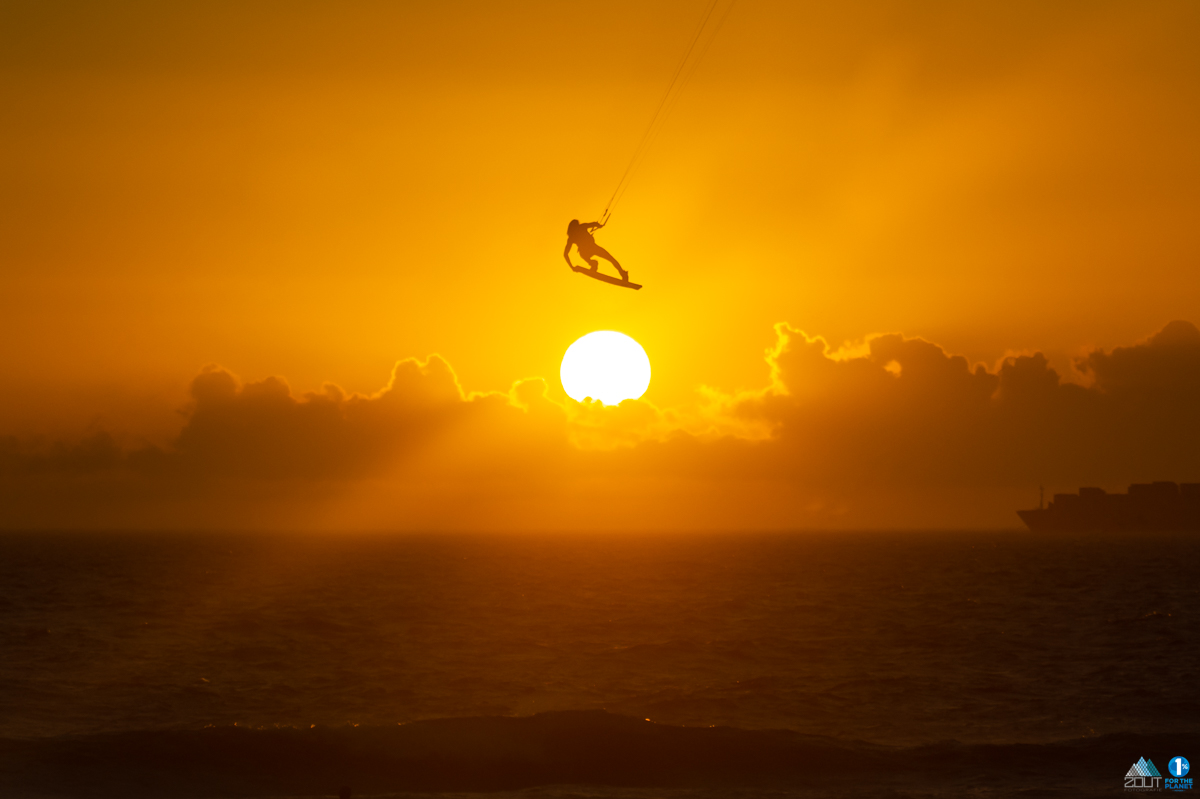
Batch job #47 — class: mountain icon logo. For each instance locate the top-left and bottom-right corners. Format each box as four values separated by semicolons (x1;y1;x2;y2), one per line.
1126;757;1163;791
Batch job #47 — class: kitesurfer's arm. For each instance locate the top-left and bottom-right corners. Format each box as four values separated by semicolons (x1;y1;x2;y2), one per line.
563;240;574;268
585;221;604;233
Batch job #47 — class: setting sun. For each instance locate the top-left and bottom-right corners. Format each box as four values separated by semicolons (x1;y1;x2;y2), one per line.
560;331;652;405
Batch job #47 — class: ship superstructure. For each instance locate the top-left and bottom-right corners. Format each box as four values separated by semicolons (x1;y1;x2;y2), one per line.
1018;482;1200;531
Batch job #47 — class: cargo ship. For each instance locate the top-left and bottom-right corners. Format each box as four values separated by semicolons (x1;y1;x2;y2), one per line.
1018;481;1200;531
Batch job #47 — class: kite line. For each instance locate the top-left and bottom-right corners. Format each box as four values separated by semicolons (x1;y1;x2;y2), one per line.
599;0;737;225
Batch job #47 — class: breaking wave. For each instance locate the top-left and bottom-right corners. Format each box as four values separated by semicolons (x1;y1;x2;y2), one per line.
2;710;1193;797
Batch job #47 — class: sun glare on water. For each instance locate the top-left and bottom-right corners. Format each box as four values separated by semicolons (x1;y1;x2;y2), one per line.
560;331;651;405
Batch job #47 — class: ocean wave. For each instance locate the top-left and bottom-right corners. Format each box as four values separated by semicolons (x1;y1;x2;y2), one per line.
1;710;1193;797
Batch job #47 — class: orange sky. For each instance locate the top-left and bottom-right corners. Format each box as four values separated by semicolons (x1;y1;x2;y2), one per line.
2;1;1199;529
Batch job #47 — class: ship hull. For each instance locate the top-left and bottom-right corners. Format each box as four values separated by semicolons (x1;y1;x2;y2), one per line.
1016;509;1056;531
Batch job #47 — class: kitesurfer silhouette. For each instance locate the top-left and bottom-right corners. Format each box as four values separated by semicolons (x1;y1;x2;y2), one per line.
564;219;629;282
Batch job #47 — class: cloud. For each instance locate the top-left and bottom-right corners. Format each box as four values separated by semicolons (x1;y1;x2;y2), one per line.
732;321;1200;488
169;356;476;479
0;431;124;475
1079;320;1200;396
3;322;1199;530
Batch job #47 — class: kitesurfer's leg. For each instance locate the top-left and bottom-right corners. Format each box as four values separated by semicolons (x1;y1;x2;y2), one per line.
577;244;601;272
592;246;628;281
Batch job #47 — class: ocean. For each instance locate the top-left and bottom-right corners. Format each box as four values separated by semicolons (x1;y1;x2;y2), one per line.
1;529;1197;797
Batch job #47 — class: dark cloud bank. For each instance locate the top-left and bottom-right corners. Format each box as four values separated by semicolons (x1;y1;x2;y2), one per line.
3;322;1198;530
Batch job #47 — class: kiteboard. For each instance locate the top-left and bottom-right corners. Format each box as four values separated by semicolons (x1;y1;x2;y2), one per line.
571;265;642;290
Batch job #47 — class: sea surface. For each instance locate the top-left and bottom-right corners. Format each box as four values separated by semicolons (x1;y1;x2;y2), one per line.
1;529;1197;797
